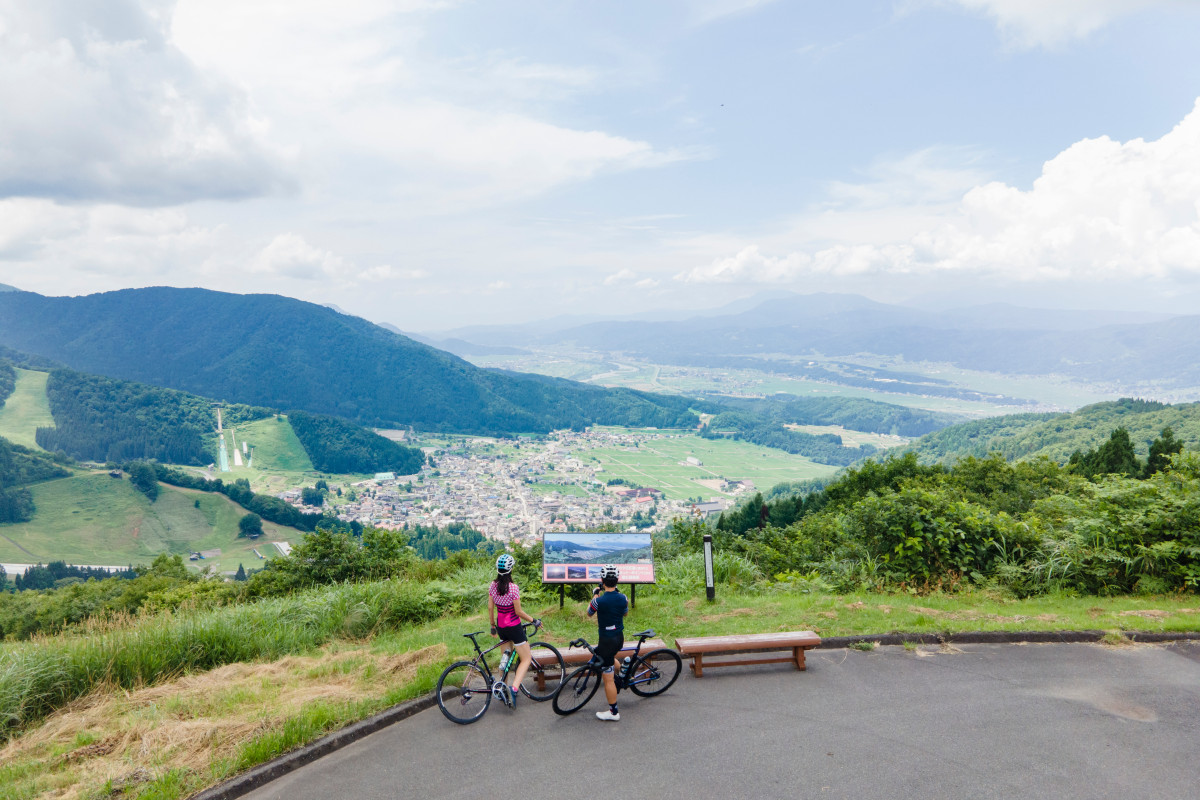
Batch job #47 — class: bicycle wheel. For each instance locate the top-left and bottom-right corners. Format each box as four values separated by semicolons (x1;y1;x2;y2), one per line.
436;661;492;724
520;642;565;702
552;664;601;715
628;649;682;697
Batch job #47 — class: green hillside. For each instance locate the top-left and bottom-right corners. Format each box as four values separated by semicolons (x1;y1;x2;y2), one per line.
0;472;305;573
0;287;700;434
903;399;1200;464
0;368;55;450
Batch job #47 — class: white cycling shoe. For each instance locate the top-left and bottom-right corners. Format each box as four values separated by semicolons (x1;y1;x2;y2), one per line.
595;709;620;721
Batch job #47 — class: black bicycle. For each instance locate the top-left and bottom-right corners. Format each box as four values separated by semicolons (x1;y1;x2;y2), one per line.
551;629;682;715
436;621;566;724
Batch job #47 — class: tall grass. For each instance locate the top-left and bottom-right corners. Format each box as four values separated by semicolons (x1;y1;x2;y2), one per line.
0;577;486;737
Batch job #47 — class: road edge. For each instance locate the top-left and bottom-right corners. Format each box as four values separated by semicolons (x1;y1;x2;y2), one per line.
189;692;440;800
818;629;1200;648
190;629;1200;800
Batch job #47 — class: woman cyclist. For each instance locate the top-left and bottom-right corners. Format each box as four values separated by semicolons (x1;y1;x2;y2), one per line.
488;553;540;707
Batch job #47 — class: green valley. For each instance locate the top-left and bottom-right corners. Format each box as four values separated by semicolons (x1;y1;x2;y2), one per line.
0;472;305;574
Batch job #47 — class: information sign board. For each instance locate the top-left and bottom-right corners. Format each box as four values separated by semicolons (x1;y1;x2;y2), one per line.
541;532;655;584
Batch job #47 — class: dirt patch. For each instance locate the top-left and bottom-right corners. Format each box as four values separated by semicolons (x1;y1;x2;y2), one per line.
909;606;946;617
1117;609;1170;619
877;605;892;615
844;602;866;610
816;611;838;619
699;608;756;623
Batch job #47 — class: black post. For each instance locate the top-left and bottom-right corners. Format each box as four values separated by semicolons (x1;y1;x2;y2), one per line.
559;584;565;609
703;533;715;601
629;583;636;609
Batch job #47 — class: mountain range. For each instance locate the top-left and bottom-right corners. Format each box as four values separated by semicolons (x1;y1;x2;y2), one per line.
435;293;1197;390
0;287;697;435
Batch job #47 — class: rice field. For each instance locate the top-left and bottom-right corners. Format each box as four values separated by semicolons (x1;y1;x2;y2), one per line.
580;433;837;500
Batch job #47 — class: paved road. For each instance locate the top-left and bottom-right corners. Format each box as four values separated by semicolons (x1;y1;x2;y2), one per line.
242;642;1200;800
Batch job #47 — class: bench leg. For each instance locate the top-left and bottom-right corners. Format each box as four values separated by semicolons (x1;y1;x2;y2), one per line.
794;646;806;671
691;653;704;678
536;670;545;693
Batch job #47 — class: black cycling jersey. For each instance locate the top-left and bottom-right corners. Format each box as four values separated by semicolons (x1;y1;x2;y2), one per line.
588;588;628;637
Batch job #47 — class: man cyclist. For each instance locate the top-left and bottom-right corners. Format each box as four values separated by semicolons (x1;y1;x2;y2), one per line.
587;564;628;722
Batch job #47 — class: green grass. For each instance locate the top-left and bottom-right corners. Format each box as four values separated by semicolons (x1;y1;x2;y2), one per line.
171;415;371;497
0;369;54;450
581;432;837;500
2;575;1197;800
0;472;305;572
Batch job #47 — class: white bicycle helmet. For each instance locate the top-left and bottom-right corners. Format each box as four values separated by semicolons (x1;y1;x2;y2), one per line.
496;554;515;574
600;564;619;580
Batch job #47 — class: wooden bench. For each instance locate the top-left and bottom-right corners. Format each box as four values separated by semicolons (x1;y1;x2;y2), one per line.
674;631;821;677
528;639;666;691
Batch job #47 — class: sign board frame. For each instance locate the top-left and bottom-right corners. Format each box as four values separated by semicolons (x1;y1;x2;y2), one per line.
541;531;656;584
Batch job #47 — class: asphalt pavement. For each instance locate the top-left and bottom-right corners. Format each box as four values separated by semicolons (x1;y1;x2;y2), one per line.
239;641;1200;800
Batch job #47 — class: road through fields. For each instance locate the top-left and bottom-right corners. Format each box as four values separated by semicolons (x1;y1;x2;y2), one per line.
240;641;1200;800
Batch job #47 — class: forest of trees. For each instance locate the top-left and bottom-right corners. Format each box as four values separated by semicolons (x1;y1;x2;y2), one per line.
35;370;272;464
904;398;1200;465
0;436;70;524
700;411;875;466
12;561;136;591
288;410;426;474
674;437;1200;596
0;359;14;405
404;522;497;559
704;394;959;438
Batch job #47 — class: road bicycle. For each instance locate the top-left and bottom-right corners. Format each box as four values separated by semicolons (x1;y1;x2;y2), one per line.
551;629;682;715
436;620;566;724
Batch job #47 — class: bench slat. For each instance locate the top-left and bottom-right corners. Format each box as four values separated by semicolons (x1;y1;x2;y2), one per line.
675;631;819;654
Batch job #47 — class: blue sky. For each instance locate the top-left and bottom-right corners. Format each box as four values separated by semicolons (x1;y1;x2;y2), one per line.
2;0;1200;330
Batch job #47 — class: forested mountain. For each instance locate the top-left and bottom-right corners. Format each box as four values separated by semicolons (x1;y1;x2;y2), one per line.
35;369;272;465
0;288;698;434
288;411;424;474
901;399;1200;464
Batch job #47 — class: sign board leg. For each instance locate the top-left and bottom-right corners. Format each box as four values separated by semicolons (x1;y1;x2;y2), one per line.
559;584;564;609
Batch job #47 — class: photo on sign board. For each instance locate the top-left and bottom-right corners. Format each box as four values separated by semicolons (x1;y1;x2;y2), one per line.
541;532;655;584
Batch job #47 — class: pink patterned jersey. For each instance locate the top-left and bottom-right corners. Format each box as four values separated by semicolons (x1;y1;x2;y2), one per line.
490;581;521;628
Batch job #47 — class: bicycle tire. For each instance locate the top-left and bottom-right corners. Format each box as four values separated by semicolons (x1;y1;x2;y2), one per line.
552;663;601;715
436;661;492;724
521;641;565;702
628;648;682;697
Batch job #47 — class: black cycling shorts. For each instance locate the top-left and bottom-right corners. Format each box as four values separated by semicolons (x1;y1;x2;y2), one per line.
595;634;623;672
497;623;527;645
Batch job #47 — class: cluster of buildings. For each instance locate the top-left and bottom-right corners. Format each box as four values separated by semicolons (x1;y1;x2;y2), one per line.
277;429;738;545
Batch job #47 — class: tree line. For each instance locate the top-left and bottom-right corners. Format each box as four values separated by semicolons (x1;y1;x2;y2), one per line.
35;369;272;464
288;410;425;474
0;436;70;523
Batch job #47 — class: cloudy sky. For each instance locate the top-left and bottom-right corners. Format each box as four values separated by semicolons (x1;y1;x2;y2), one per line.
3;0;1200;331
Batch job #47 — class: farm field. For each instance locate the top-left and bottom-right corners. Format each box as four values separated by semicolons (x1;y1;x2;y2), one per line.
0;472;305;574
786;424;911;449
579;432;837;500
0;367;55;449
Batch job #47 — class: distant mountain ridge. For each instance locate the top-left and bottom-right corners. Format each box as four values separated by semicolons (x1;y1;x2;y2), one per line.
0;288;698;434
439;292;1194;391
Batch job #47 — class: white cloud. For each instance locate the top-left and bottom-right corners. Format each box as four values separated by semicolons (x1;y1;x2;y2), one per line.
680;98;1200;285
0;0;290;205
171;0;690;211
937;0;1168;48
603;268;638;285
250;234;350;280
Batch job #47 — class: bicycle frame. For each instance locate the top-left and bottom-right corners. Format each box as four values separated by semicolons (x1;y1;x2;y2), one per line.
573;631;655;692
